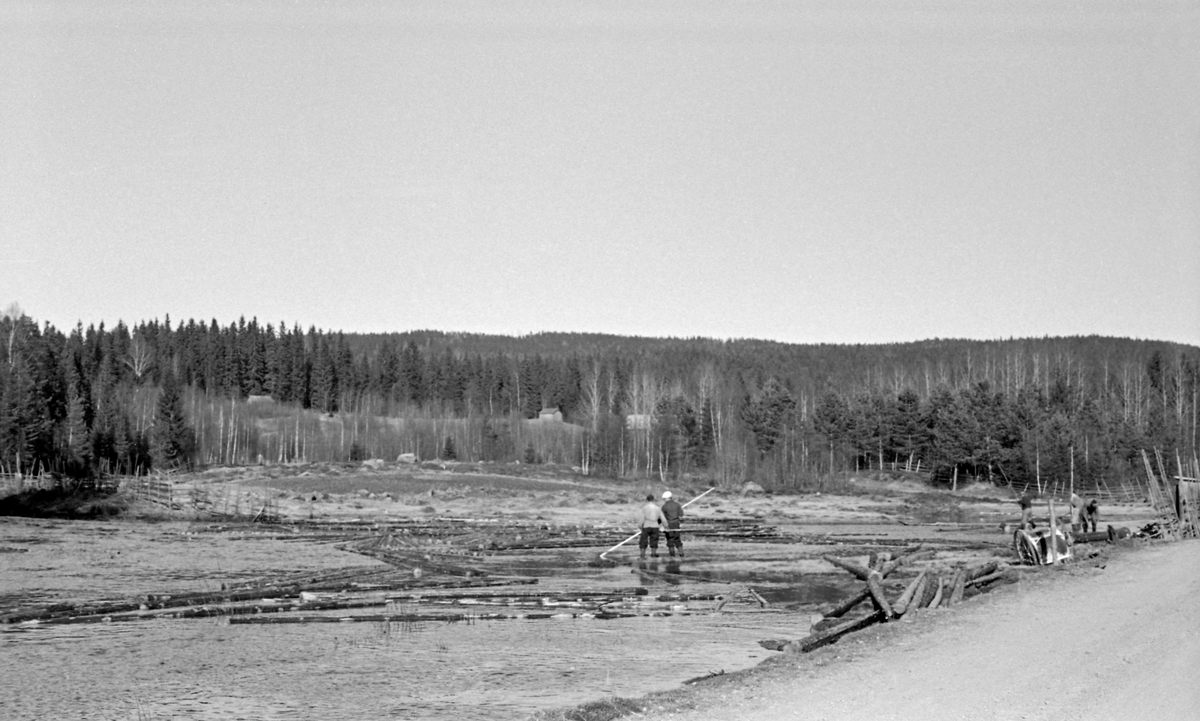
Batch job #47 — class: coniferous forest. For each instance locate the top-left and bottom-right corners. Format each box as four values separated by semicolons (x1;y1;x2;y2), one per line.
1;307;1197;492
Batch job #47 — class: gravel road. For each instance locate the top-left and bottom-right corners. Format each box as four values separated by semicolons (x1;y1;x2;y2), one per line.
659;540;1200;721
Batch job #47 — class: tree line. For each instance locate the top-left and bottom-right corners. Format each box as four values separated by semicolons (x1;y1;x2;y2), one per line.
1;305;1197;490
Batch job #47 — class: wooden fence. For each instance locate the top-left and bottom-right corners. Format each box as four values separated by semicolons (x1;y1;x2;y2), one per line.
122;477;175;508
188;483;279;523
0;472;61;499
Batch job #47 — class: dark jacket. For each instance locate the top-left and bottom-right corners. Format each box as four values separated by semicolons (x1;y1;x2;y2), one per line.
661;499;684;528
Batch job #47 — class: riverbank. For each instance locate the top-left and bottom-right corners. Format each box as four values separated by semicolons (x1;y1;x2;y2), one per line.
533;537;1199;721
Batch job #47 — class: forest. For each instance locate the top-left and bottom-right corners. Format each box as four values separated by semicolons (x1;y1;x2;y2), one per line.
1;306;1197;492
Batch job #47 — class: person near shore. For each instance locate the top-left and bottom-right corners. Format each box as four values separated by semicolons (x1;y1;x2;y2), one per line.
1019;491;1035;530
638;494;668;559
1083;498;1100;533
661;491;684;558
1070;491;1085;531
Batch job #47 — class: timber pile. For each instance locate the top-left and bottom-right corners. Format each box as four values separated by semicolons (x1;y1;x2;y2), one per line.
226;608;702;625
762;549;1017;654
0;562;540;626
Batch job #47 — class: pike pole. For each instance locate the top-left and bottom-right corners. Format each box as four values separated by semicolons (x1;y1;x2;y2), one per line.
598;487;715;561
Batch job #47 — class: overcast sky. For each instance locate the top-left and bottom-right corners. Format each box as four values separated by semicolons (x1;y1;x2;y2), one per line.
3;1;1198;346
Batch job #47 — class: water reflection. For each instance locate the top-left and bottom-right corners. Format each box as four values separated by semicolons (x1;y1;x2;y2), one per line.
1;611;800;721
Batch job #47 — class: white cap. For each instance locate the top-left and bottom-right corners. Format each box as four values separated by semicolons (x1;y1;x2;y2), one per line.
662;491;672;499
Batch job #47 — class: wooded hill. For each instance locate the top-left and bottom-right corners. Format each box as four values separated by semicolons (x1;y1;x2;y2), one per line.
1;309;1196;491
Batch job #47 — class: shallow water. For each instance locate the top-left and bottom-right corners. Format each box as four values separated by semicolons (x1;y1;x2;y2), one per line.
0;519;903;720
2;606;799;720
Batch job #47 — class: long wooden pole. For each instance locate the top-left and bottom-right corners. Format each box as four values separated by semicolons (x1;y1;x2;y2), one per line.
599;487;715;560
1048;496;1059;564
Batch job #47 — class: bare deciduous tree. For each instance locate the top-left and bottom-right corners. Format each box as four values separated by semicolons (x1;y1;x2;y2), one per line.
124;332;154;380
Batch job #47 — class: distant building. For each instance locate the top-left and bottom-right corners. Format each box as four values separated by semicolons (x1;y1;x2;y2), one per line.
625;413;652;430
538;407;563;422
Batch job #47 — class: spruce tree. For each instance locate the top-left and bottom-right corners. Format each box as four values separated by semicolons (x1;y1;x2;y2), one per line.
153;371;194;470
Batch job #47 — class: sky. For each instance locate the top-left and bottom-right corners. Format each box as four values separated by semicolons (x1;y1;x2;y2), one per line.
3;1;1198;346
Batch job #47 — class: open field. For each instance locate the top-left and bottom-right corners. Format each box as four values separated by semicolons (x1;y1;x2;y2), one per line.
0;461;1165;720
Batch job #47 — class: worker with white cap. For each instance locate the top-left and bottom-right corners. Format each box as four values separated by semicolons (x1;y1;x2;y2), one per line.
661;491;685;557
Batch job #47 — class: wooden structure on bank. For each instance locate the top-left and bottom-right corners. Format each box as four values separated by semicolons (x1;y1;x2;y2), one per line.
1141;449;1200;540
761;547;1017;654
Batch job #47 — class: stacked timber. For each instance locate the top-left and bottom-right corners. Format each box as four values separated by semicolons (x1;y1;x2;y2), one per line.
769;551;1017;654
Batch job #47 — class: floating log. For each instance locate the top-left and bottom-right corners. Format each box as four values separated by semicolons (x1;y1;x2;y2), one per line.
823;588;870;619
713;588;741;613
901;549;937;564
822;555;872;581
351;546;486;578
226;608;709;625
3;575;539;626
388;588;647;603
797;611;885;653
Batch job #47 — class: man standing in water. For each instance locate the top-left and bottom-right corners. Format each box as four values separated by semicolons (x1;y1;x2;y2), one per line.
661;491;684;558
638;494;668;559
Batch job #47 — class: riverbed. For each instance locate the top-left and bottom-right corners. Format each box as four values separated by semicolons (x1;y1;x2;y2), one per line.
3;470;1142;721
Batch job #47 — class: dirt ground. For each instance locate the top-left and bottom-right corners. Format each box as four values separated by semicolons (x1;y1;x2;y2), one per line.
160;460;1098;531
2;460;1181;721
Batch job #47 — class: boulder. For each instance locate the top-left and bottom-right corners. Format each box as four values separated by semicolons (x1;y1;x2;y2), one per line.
397;453;418;464
361;458;386;470
741;482;765;495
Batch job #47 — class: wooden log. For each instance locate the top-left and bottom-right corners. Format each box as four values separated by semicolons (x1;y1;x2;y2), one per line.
966;568;1017;590
918;574;939;608
797;611;885;653
713;587;743;613
4;574;539;625
948;568;966;606
965;561;999;582
892;569;927;616
822;548;909;585
822;555;872;581
926;577;945;609
822;551;909;621
898;573;930;618
823;588;871;619
225;608;711;625
389;588;646;603
902;549;937;564
865;571;893;618
747;587;770;608
878;556;906;578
